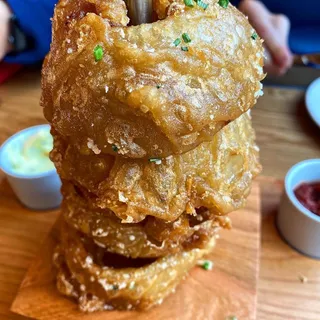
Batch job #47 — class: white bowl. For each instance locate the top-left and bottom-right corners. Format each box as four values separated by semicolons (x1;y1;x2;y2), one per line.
0;124;62;210
277;159;320;259
305;77;320;128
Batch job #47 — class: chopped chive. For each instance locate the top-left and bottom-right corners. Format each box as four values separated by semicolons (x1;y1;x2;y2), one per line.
197;0;208;9
197;259;214;270
184;0;194;7
218;0;229;8
94;45;104;61
149;158;162;165
182;33;192;43
202;260;213;270
251;32;258;40
226;317;238;320
181;46;189;52
112;145;119;152
156;85;161;89
173;38;181;46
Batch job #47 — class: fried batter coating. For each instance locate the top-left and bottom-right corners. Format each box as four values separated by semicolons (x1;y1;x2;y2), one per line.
54;222;216;311
42;0;264;159
62;182;223;258
51;113;261;223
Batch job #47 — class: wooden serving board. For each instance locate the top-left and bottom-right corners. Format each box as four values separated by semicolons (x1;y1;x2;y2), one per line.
11;182;260;320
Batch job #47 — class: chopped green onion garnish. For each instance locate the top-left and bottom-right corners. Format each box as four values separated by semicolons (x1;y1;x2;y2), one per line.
112;145;119;152
112;284;119;290
173;38;181;46
182;33;192;43
94;45;104;61
218;0;229;8
149;158;162;165
226;317;238;320
156;85;161;89
203;260;213;270
184;0;194;7
181;46;189;52
251;32;258;40
197;259;214;270
197;0;208;9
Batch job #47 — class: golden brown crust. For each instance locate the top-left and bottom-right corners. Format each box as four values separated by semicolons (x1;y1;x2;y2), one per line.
62;182;222;258
46;0;263;312
51;113;261;223
42;0;264;159
54;222;216;311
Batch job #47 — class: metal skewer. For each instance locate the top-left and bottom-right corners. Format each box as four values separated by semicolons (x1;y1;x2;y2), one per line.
125;0;153;25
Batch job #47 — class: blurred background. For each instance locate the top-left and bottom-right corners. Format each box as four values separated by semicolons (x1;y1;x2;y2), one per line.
0;0;320;84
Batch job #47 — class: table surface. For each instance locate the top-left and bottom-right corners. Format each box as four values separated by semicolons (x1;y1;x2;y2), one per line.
1;69;320;320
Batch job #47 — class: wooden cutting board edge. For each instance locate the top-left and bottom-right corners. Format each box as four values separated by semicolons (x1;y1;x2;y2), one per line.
10;182;261;320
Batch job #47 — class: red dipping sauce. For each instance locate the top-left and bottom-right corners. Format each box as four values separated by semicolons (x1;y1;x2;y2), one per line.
294;182;320;217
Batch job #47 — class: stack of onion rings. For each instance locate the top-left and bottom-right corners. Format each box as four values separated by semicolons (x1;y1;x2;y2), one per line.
43;0;263;312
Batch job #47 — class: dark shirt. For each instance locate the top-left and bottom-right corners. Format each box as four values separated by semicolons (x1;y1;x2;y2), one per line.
4;0;56;64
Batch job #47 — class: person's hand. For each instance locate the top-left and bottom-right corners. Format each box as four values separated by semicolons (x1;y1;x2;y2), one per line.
0;0;12;61
239;0;293;76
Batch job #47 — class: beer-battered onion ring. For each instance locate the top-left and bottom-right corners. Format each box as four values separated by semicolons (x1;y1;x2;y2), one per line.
62;182;224;258
45;0;264;312
54;223;216;311
42;0;264;159
51;113;261;223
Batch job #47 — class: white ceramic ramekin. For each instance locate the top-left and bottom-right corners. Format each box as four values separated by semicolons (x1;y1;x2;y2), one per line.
277;159;320;259
0;124;62;210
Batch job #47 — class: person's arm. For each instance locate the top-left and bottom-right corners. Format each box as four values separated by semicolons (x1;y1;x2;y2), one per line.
234;0;293;76
3;0;56;64
0;1;11;60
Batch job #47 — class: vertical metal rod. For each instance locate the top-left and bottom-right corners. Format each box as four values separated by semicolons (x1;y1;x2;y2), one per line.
125;0;153;25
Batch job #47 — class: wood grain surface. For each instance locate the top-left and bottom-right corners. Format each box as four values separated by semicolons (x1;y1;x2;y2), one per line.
251;86;320;179
1;69;320;320
11;183;260;320
257;176;320;320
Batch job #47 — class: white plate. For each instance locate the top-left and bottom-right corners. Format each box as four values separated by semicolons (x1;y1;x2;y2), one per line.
305;77;320;127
